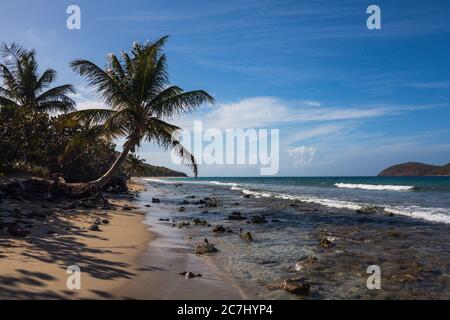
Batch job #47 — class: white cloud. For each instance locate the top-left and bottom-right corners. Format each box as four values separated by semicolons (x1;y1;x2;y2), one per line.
71;85;108;110
287;146;317;167
286;124;351;144
179;96;390;130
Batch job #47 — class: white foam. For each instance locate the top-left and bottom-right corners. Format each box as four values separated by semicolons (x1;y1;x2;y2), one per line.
231;186;449;224
335;183;414;191
210;181;239;187
384;206;450;224
144;178;449;224
142;178;178;184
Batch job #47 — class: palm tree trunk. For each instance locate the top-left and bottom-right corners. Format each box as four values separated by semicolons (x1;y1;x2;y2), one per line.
90;141;134;189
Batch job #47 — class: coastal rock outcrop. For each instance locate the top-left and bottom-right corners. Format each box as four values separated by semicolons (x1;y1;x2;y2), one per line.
248;215;268;224
319;237;334;249
378;162;450;176
228;212;247;221
240;231;254;242
356;205;385;215
194;239;218;254
283;278;311;296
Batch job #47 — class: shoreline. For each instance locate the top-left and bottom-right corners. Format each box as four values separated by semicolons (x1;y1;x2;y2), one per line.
139;178;450;300
112;178;246;300
0;178;245;300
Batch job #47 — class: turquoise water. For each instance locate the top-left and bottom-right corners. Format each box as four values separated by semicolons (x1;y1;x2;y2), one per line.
148;176;450;224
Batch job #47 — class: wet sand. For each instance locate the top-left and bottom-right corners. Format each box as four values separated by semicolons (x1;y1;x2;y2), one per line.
114;209;245;300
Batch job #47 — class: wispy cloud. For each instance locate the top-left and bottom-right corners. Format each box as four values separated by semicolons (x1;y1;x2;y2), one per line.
179;96;394;130
70;85;108;110
287;146;317;167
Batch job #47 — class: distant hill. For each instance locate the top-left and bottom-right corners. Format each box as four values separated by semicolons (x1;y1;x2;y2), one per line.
378;162;450;177
135;163;188;177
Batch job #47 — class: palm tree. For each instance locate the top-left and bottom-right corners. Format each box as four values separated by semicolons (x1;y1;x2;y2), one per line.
66;36;213;189
0;43;76;113
124;154;148;178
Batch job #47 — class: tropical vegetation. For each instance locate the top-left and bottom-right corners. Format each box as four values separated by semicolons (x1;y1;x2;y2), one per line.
0;37;210;191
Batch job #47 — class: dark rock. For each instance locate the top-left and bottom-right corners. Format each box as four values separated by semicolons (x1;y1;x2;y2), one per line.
123;205;133;211
47;230;56;235
87;224;101;232
7;225;30;237
177;221;191;228
159;218;170;222
195;197;219;208
144;204;152;208
241;231;254;242
319;237;334;249
295;256;319;271
178;272;202;279
356;205;385;215
179;207;186;212
248;215;268;224
243;194;251;199
186;196;196;199
212;225;232;234
283;278;311;296
213;225;226;234
102;219;110;225
152;198;161;204
194;242;218;255
228;212;247;221
390;231;406;239
192;218;208;226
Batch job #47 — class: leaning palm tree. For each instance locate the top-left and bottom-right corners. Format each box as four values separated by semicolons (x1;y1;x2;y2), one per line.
0;43;76;112
66;36;213;189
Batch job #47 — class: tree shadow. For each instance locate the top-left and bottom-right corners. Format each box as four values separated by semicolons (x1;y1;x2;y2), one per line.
0;197;142;300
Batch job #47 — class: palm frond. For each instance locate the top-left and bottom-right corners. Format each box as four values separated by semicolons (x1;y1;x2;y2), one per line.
35;68;56;90
71;59;129;108
64;108;117;125
151;90;214;117
145;118;197;177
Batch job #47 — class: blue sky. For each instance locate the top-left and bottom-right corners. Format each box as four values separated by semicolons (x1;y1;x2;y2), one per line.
1;0;449;176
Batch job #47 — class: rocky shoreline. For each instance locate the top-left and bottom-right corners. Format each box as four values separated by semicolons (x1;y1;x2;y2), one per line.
143;179;450;300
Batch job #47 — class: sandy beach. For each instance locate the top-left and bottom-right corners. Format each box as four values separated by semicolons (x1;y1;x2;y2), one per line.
0;179;244;300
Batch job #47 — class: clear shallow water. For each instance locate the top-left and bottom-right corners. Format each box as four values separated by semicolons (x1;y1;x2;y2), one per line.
146;177;450;224
141;177;450;300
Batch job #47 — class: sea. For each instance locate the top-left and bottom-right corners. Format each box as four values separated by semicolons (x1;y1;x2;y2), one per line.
140;176;450;299
146;176;450;224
